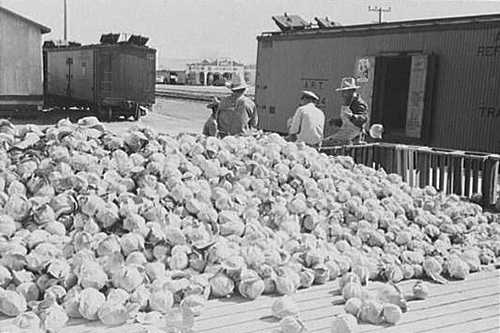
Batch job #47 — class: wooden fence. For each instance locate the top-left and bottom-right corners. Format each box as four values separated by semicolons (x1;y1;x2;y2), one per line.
320;143;500;207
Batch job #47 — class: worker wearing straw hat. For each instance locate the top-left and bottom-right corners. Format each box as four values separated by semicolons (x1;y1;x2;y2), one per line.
286;90;325;147
323;77;369;145
217;77;258;137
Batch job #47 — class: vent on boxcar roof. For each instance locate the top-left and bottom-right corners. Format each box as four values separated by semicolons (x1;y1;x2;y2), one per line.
100;33;149;46
128;35;149;46
272;13;310;31
100;33;120;44
43;41;56;48
43;40;81;49
314;17;341;29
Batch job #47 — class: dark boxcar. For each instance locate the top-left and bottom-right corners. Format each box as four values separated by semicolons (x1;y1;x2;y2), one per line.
44;42;156;121
256;14;500;153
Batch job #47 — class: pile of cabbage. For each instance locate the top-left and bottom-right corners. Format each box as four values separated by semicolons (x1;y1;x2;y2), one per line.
0;117;498;332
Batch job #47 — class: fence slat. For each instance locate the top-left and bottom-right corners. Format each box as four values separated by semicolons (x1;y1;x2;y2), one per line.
447;155;454;194
464;158;472;197
373;144;381;169
418;148;432;188
438;153;447;192
388;146;395;174
451;152;464;196
409;149;416;187
401;147;412;186
431;153;438;189
482;155;500;206
367;145;374;169
472;159;480;195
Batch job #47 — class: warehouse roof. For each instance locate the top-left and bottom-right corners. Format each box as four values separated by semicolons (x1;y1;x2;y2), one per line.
0;6;51;34
258;13;500;39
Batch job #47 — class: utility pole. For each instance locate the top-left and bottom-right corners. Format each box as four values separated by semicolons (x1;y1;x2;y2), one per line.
368;5;391;24
64;0;68;41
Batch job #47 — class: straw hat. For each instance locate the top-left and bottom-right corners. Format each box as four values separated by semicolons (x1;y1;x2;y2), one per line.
229;81;248;91
227;74;248;91
335;77;360;91
301;90;320;101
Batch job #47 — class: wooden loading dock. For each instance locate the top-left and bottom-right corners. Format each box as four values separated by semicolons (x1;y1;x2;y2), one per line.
0;269;497;333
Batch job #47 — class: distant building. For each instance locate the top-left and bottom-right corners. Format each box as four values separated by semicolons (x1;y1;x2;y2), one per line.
244;64;256;86
186;58;245;86
0;6;50;112
156;69;187;85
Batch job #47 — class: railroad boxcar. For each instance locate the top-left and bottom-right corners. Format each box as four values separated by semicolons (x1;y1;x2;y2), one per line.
44;35;156;121
256;14;500;153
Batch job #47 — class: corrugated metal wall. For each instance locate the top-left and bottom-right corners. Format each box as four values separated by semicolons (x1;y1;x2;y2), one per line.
0;10;43;98
256;24;500;153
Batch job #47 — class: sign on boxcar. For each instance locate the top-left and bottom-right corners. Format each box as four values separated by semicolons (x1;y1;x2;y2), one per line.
353;57;376;122
355;58;371;83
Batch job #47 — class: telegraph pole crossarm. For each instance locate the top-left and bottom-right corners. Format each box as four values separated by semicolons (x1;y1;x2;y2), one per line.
368;5;391;24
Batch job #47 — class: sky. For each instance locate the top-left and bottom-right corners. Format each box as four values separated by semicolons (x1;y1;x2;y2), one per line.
2;0;500;68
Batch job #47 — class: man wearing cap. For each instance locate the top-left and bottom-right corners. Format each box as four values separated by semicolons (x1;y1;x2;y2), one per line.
323;77;369;145
286;90;325;147
217;81;258;137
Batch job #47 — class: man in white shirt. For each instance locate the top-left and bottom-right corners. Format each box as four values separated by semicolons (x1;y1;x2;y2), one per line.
286;90;325;147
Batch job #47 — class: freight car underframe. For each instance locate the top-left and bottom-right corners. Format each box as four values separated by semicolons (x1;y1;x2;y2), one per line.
44;94;150;121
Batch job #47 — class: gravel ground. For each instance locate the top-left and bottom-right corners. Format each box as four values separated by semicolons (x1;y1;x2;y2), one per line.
9;98;208;136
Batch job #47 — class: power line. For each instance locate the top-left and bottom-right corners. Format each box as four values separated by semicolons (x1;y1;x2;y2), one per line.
368;5;391;24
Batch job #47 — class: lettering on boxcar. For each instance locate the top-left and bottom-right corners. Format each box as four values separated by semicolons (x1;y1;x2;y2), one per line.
478;106;500;118
477;45;500;56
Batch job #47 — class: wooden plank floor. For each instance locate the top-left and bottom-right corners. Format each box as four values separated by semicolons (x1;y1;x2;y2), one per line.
0;269;498;333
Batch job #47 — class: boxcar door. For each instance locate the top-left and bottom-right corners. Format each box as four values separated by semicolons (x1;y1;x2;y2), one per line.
405;54;437;144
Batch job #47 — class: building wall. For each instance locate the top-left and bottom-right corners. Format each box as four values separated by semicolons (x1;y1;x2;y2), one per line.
186;59;245;86
256;25;500;153
0;10;43;104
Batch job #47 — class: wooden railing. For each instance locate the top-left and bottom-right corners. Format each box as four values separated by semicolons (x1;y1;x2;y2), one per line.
320;143;500;207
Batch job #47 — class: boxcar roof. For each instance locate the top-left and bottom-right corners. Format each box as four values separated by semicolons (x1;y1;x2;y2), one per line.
0;6;50;34
44;43;156;52
258;13;500;40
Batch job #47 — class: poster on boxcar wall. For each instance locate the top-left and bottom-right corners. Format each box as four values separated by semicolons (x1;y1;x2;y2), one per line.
353;56;376;123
